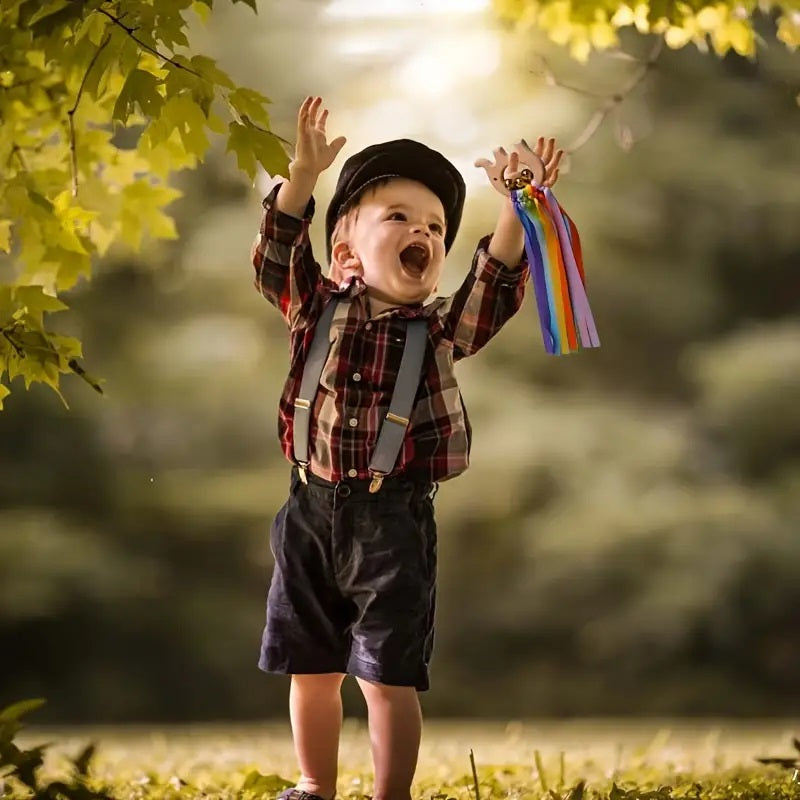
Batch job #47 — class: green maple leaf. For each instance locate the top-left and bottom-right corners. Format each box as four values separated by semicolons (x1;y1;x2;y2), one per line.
228;86;272;127
161;94;211;159
113;68;164;124
226;120;288;181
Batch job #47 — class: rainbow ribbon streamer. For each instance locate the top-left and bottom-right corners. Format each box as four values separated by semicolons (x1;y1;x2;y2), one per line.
510;183;600;355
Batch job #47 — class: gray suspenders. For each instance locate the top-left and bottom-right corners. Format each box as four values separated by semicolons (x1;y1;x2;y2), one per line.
292;299;338;482
292;298;428;493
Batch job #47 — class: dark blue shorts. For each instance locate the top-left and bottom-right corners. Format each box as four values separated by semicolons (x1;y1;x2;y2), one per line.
259;468;438;690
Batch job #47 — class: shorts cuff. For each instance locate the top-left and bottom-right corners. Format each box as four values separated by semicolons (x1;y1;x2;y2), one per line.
259;648;346;676
346;653;430;692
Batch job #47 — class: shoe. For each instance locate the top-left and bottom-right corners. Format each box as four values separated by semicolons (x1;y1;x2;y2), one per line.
277;790;332;800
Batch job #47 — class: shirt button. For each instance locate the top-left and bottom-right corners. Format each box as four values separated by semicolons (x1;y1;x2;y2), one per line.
352;372;362;382
347;468;358;478
348;417;358;427
365;322;373;331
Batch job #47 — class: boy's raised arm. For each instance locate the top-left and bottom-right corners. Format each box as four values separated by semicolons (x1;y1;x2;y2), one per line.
276;96;347;218
476;138;564;269
438;137;565;358
251;97;346;328
274;165;320;219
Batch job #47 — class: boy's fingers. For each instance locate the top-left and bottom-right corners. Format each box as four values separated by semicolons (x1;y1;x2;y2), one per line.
297;96;311;130
297;97;316;151
307;96;322;127
329;135;347;156
547;148;564;172
305;99;315;128
541;137;556;164
545;167;560;187
474;158;492;169
317;108;329;132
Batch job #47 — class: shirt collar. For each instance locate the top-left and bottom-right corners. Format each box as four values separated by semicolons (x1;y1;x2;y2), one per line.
334;276;440;319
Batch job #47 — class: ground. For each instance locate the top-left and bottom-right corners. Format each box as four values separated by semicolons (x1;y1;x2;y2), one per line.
15;720;800;800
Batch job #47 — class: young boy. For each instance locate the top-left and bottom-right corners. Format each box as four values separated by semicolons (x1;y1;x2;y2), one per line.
251;96;563;800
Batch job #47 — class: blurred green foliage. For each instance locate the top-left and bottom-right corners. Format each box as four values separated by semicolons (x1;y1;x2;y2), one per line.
0;0;288;404
494;0;800;61
1;3;799;721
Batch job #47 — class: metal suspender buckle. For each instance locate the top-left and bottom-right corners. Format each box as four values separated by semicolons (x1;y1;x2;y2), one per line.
369;471;385;494
369;413;409;492
293;396;312;485
296;462;309;485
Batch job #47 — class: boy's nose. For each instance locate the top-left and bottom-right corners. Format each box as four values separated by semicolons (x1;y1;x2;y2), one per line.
410;225;430;237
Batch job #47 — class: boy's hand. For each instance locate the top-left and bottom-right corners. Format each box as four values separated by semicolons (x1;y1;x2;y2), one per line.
525;137;564;188
291;96;347;176
475;137;565;194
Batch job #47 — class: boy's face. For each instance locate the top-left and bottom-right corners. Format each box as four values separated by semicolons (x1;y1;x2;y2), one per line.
331;178;447;306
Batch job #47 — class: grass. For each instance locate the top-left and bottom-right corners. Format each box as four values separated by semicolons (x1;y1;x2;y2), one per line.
9;718;800;800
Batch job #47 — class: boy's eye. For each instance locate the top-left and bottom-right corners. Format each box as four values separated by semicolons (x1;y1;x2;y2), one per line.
386;211;443;234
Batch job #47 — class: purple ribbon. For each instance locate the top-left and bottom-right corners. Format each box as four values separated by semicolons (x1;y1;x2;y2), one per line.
544;188;600;348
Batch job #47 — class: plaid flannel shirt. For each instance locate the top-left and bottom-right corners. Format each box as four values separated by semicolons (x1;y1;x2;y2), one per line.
252;185;527;483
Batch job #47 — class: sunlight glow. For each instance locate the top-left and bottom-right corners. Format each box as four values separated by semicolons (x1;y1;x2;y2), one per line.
353;98;420;141
326;0;490;18
396;33;501;97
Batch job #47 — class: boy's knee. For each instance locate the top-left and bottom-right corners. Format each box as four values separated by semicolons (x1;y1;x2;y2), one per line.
291;672;346;696
356;677;419;703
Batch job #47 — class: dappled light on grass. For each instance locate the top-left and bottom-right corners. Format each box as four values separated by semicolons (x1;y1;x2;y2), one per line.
14;720;800;800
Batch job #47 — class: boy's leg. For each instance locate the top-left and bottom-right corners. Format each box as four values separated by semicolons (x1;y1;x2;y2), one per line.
356;678;422;800
332;479;436;800
289;672;346;799
261;473;353;799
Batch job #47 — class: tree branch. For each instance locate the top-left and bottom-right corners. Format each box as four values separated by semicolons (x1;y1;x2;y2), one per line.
68;32;113;198
532;38;664;155
67;357;104;394
1;326;103;394
2;329;25;358
96;7;203;78
225;102;293;150
98;5;296;157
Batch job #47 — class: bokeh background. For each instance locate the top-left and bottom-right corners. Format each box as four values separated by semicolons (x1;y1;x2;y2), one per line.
2;0;799;724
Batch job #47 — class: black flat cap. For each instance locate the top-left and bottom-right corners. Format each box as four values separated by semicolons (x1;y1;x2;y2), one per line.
325;139;466;261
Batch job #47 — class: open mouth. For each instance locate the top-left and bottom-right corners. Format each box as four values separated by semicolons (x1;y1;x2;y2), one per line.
399;243;430;278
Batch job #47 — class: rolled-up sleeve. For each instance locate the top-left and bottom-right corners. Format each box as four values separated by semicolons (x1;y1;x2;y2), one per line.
251;184;326;329
438;235;527;360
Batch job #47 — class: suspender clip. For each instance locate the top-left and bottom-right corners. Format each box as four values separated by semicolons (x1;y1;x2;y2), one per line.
369;472;385;494
296;462;308;485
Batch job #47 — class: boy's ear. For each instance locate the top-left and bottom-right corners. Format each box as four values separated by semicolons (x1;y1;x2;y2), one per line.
330;241;362;285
